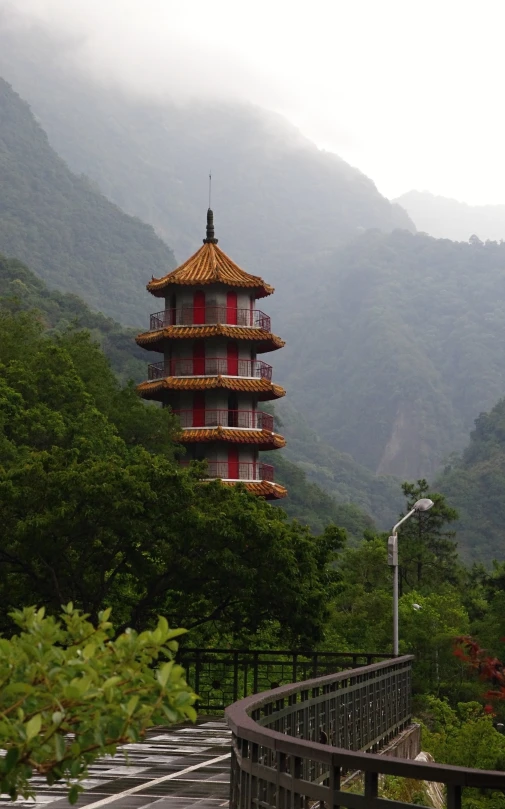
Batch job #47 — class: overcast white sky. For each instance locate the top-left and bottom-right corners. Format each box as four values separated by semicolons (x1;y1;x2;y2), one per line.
3;0;505;205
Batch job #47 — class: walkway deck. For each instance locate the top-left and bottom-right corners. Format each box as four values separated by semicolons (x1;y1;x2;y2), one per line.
3;720;231;809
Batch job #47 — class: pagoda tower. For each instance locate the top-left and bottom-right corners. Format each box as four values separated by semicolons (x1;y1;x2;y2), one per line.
136;210;287;500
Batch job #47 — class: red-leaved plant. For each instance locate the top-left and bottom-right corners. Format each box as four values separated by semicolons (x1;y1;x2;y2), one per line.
454;636;505;712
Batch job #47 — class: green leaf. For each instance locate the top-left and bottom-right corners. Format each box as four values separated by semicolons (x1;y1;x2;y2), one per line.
156;662;173;687
126;696;139;717
68;784;80;804
4;748;20;773
25;714;42;741
54;734;66;762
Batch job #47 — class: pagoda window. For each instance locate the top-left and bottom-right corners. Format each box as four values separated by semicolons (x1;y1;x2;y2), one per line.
227;341;239;376
193;291;206;325
193;391;205;427
206;296;219;324
193;340;205;375
170;293;177;325
226;291;238;325
228;391;239;427
228;446;239;480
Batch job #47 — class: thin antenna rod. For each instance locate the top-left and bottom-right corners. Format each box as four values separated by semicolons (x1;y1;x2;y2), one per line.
208;171;212;209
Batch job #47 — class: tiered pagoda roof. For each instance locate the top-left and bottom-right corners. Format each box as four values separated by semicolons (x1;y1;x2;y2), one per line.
147;212;274;299
178;428;286;451
223;481;288;498
136;325;285;353
138;376;286;402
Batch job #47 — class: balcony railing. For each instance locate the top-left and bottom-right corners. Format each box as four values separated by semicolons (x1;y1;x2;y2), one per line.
180;461;275;482
174;409;274;431
149;306;271;332
147;357;273;381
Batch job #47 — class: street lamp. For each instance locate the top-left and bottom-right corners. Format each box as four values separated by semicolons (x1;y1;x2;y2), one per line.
388;498;434;656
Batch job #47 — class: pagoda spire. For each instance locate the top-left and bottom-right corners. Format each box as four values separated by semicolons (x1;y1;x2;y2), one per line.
203;208;218;245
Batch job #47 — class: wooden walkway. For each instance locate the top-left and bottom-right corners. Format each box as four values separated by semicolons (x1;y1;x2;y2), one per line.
2;720;231;809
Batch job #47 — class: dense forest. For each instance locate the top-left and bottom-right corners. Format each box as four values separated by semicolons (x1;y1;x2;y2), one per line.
0;253;377;534
276;230;505;486
3;300;505;805
396;190;505;243
437;396;505;563
0;78;175;326
2;21;505;803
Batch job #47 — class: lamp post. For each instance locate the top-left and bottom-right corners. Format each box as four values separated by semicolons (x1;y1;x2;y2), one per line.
388;498;434;656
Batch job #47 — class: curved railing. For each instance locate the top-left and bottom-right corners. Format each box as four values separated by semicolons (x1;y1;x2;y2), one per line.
225;656;505;809
147;357;273;380
150;307;271;331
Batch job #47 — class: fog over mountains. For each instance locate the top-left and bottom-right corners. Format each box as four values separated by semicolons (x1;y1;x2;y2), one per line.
3;17;505;562
395;190;505;243
0;22;413;278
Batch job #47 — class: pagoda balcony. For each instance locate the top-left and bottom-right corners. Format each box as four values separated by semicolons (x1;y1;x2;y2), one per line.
149;306;271;332
174;409;274;431
180;460;275;482
147;357;273;381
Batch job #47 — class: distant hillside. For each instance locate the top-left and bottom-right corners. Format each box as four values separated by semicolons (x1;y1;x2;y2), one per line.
0;253;147;383
436;397;505;565
394;190;505;242
0;23;414;281
0;77;176;327
271;400;402;529
275;230;505;479
0;252;383;536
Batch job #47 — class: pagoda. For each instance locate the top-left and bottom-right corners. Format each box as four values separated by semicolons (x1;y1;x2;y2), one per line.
136;209;287;499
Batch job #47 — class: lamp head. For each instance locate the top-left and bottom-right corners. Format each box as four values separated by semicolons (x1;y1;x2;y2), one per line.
413;498;434;512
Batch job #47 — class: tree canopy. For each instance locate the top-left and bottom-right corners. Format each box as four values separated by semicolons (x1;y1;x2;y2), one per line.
0;308;341;646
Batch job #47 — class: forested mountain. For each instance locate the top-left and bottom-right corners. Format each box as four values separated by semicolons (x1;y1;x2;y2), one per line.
395;190;505;242
0;78;175;326
5;23;505;488
275;230;505;479
436;397;505;564
0;252;388;533
0;22;414;277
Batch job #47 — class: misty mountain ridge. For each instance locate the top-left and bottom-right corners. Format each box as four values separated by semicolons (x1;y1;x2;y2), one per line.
5;22;505;497
395;190;505;242
0;21;414;278
0;77;176;326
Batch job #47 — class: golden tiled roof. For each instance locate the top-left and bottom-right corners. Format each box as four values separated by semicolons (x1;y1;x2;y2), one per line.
147;242;274;299
177;427;286;450
135;325;285;354
137;376;286;402
222;480;288;500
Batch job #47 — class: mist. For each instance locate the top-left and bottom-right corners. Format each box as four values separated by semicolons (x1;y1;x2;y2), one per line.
2;0;505;205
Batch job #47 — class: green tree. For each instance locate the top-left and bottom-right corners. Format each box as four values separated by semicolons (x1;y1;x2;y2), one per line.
398;480;459;594
0;310;340;646
0;606;195;804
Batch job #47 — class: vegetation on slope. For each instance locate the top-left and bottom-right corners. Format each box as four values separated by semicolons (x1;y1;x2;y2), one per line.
0;78;175;326
276;230;505;481
436;396;505;564
0;308;343;647
0;253;388;533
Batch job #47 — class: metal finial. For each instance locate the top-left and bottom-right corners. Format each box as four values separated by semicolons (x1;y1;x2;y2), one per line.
203;207;218;244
